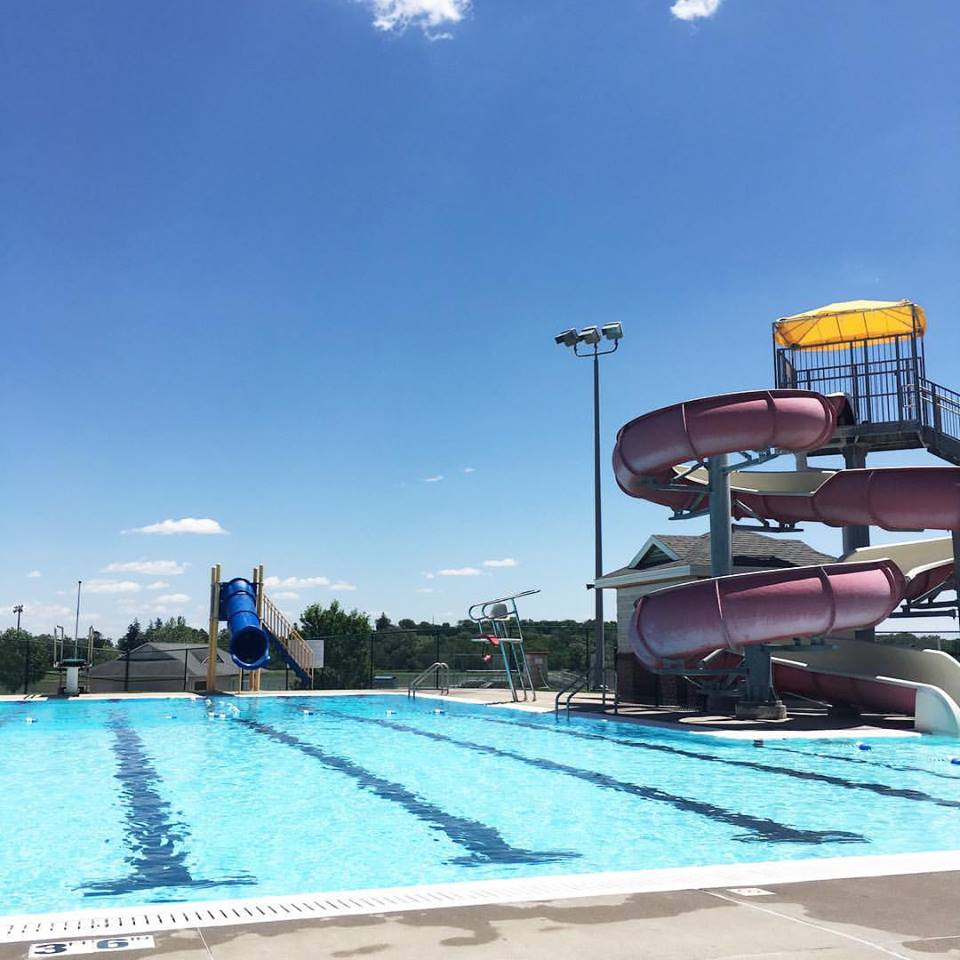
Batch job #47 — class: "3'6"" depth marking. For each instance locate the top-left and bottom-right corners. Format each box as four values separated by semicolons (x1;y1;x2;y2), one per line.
28;936;156;957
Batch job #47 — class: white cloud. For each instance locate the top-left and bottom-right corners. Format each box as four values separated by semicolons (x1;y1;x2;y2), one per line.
273;591;300;600
463;467;476;473
423;475;444;483
421;571;435;580
436;567;482;577
358;0;470;37
670;0;721;21
483;558;518;568
264;575;331;589
415;587;435;594
102;560;188;576
155;593;191;604
146;581;170;591
328;582;358;592
27;570;41;578
85;579;141;594
122;518;228;536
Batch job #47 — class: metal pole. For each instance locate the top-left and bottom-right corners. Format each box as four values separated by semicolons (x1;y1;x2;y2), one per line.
592;347;604;689
952;530;960;622
707;455;732;576
841;445;870;554
73;581;82;659
207;564;220;693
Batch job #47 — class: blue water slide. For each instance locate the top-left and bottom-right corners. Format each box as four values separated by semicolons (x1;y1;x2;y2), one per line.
220;578;271;670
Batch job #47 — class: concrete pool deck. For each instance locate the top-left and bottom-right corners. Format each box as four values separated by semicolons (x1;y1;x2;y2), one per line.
4;869;959;959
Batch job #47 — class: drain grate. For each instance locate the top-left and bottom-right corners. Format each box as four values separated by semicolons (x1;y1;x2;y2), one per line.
3;850;958;945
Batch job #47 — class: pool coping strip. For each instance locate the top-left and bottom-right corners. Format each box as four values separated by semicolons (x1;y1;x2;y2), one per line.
3;850;959;944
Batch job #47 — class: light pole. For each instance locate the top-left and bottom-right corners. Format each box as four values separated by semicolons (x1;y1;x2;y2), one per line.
73;580;82;659
555;322;623;689
13;605;26;694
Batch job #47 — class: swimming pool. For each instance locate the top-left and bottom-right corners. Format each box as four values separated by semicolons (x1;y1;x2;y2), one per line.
1;694;959;917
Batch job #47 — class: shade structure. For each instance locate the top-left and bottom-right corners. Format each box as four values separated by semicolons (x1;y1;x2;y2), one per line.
773;299;925;349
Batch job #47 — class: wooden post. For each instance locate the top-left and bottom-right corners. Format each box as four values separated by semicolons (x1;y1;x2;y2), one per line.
250;564;265;693
207;564;221;693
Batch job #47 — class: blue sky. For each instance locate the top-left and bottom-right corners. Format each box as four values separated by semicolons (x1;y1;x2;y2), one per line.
2;0;959;638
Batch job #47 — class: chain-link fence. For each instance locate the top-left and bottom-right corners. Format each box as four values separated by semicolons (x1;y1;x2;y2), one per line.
313;623;618;692
0;622;619;695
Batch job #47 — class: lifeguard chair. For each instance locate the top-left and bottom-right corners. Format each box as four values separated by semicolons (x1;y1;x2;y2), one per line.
467;589;539;702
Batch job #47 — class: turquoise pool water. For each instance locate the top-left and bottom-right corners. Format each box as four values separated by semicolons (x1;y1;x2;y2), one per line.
1;694;959;916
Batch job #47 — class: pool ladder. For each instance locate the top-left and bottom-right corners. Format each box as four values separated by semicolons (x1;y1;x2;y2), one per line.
555;669;619;718
408;662;450;699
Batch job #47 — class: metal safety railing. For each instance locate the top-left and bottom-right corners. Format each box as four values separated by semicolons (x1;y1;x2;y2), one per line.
554;667;619;719
260;592;314;682
407;662;450;698
919;378;960;445
554;673;588;718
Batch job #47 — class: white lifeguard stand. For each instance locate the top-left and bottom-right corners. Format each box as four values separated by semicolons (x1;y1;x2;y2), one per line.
468;590;539;702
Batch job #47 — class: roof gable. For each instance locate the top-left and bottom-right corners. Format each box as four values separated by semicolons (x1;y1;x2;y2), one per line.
627;535;682;569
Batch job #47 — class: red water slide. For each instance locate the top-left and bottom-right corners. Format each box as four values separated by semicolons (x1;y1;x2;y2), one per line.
614;389;960;685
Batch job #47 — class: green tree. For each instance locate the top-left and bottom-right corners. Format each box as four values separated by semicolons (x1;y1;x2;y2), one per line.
145;616;207;646
0;629;53;693
118;619;142;653
375;612;392;632
299;601;371;689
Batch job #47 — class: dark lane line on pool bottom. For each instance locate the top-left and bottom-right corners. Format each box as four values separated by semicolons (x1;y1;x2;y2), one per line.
765;743;960;783
468;714;960;811
313;709;863;845
238;718;576;867
82;711;257;899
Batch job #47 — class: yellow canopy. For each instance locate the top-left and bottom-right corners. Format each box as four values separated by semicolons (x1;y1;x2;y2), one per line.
774;299;925;349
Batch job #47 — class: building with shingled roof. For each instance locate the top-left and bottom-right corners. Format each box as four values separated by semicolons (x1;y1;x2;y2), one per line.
87;642;240;693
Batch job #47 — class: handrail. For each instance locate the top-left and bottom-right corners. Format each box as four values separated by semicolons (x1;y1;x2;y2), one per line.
408;662;450;698
921;379;960;414
467;589;540;623
261;592;314;682
554;673;588;718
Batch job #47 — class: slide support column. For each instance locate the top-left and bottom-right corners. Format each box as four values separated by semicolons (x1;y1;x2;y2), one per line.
841;445;871;553
953;530;960;619
707;456;784;719
842;444;874;642
707;454;732;577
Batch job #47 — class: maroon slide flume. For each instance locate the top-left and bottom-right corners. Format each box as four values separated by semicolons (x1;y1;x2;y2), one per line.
614;389;960;678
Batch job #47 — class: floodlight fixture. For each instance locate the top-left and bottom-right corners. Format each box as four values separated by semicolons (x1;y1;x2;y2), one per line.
577;326;601;345
601;322;623;341
554;328;579;348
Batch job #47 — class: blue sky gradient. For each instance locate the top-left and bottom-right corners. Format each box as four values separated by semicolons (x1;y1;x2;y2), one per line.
3;0;959;636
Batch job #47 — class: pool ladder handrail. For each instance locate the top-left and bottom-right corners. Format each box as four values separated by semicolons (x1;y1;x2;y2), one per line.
555;673;588;718
408;662;450;699
554;668;620;718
